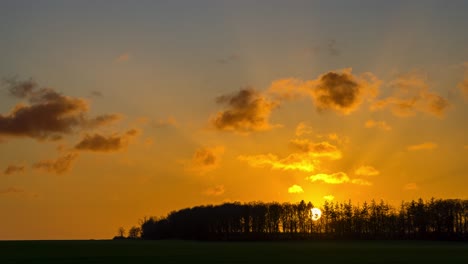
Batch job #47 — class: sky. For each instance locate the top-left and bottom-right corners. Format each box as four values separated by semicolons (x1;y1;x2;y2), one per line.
0;0;467;240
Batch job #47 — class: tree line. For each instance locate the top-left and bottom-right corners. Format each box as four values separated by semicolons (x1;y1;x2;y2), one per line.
132;198;468;241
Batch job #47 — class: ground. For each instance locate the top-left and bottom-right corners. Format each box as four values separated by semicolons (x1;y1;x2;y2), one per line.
1;240;467;263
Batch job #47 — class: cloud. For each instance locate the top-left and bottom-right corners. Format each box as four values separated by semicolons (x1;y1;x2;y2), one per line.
32;153;79;174
295;122;313;136
74;129;138;152
458;63;468;101
188;146;224;175
268;68;380;115
1;78;121;140
4;165;25;175
355;165;380;176
115;52;131;63
154;116;178;127
288;184;304;194
238;153;318;172
404;182;419;191
289;139;342;160
306;172;350;184
203;185;225;196
323;195;335;201
371;72;450;117
90;90;103;97
84;114;122;128
0;186;24;195
306;172;371;185
407;142;438;151
365;119;391;131
350;178;373;186
211;88;278;133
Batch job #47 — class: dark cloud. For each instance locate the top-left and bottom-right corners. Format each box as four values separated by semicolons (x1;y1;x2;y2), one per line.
32;153;79;174
4;165;25;175
1;78;122;140
74;129;138;152
84;114;122;128
268;68;380;115
212;88;278;133
188;146;224;175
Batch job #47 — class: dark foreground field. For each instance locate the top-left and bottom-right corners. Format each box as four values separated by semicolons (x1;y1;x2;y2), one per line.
1;240;467;264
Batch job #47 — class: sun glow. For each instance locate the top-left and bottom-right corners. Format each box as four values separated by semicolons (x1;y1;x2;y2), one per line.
311;208;322;221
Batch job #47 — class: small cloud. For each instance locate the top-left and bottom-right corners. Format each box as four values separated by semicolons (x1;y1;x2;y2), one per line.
115;52;132;63
295;122;313;136
203;185;225;196
32;153;79;174
289;139;342;160
74;129;138;152
0;186;24;195
355;165;380;176
4;165;25;175
211;88;278;133
407;142;438;151
288;184;304;194
155;116;178;127
217;54;238;64
327;39;340;56
404;182;419;191
188;146;225;175
84;114;122;128
365;119;391;131
350;178;373;186
90;90;103;97
323;195;335;201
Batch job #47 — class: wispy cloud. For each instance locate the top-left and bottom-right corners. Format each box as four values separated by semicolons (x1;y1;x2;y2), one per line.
203;185;225;196
239;153;318;172
306;172;372;185
404;182;419;191
288;184;304;194
295;122;313;136
32;153;79;174
371;71;450;117
365;119;391;131
355;165;380;176
407;142;438;151
115;52;132;63
74;129;138;152
289;139;342;160
4;165;25;175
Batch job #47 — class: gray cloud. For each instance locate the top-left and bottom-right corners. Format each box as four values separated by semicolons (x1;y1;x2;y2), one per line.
212;88;278;133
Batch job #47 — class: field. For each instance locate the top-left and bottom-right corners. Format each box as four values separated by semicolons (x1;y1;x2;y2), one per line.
1;240;467;263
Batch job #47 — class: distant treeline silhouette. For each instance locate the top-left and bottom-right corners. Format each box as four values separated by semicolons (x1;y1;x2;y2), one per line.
138;199;468;241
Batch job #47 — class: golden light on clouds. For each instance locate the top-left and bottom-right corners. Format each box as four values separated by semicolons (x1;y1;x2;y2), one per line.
203;185;225;196
364;119;391;131
355;165;380;176
288;184;304;194
238;153;318;172
306;172;372;186
295;122;313;137
407;142;438;151
323;195;335;201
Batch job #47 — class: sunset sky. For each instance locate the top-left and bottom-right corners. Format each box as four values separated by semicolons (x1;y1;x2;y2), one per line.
1;1;468;240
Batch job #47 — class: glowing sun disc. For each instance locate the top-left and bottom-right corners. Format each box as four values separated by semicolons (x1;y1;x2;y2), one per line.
311;208;322;221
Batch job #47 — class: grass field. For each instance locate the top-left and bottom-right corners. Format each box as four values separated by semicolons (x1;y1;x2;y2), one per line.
1;240;467;263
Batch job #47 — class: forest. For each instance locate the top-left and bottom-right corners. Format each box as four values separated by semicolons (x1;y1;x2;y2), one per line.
135;198;468;241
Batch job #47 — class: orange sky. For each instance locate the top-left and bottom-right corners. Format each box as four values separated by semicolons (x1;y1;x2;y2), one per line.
1;1;467;240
